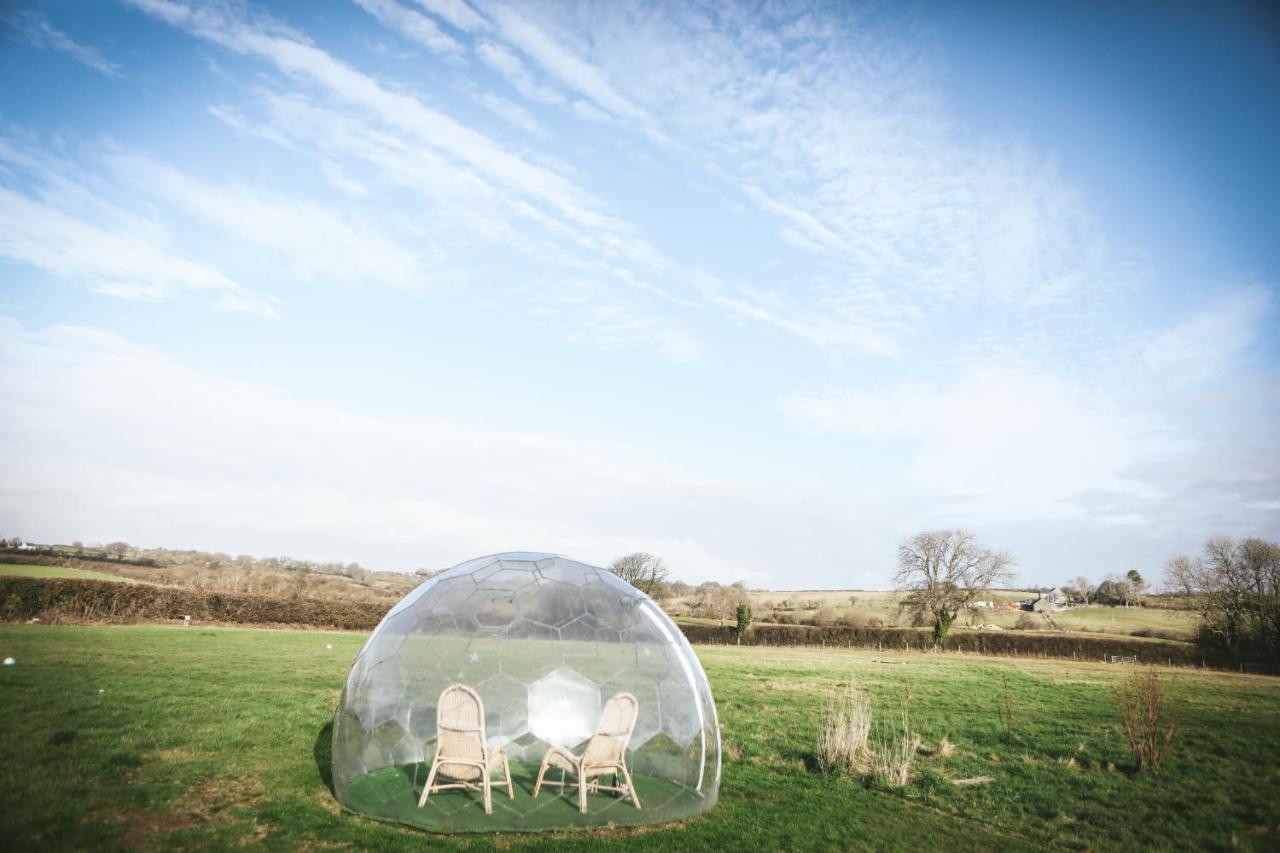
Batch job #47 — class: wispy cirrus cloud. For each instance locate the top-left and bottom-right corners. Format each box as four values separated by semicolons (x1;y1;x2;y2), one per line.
410;0;488;34
353;0;463;56
473;90;548;137
105;151;426;291
0;136;274;316
126;0;652;263
474;40;565;106
473;0;645;120
16;12;124;78
459;2;1117;355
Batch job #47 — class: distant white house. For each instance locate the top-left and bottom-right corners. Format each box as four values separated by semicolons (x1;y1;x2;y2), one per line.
1031;587;1068;612
16;542;36;551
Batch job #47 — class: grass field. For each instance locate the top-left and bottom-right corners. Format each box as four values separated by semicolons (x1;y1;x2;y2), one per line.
0;624;1276;850
0;563;139;584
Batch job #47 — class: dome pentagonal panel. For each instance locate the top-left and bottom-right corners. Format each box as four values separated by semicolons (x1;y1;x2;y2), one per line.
332;552;720;833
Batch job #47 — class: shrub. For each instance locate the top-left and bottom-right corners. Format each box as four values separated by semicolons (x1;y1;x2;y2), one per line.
1014;612;1040;630
1131;628;1183;641
1118;669;1181;772
0;577;387;630
813;606;838;626
816;679;872;774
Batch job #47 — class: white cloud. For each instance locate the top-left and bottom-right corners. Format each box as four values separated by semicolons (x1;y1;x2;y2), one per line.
19;13;124;78
482;2;1116;355
474;91;547;137
475;0;645;119
1139;284;1272;386
410;0;489;33
787;286;1279;530
0;318;768;582
127;0;659;269
529;278;703;363
106;152;425;290
789;364;1163;514
695;274;902;356
353;0;462;56
0;184;275;317
475;41;565;106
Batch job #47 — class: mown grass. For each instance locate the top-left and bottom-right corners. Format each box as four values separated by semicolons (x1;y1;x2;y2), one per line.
0;625;1276;851
0;563;140;584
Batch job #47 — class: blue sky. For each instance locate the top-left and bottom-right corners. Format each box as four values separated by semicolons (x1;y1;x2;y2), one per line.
1;0;1276;587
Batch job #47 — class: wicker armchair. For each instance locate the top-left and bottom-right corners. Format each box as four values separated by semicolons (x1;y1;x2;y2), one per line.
532;692;642;814
416;684;513;815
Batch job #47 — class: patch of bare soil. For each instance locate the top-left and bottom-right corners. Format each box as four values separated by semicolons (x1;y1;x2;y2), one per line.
118;774;269;847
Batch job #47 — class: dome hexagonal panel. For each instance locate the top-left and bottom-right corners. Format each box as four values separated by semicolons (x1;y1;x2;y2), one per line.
332;552;720;833
528;666;600;749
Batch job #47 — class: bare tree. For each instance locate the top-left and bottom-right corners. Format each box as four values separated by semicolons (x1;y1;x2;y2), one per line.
607;552;669;597
1187;536;1280;660
1162;555;1198;596
895;530;1014;642
1073;575;1093;604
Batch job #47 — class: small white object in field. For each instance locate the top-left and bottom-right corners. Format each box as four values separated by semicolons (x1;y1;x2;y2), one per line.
98;688;105;694
2;657;14;666
183;615;192;626
325;643;334;650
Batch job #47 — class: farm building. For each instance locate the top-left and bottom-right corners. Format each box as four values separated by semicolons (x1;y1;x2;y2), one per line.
1030;587;1069;612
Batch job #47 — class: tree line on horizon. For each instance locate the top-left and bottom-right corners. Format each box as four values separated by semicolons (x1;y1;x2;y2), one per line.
3;533;1274;663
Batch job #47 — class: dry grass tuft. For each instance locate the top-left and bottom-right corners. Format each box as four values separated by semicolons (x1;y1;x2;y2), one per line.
1118;668;1181;773
871;707;915;787
816;679;873;774
936;736;955;758
950;775;994;786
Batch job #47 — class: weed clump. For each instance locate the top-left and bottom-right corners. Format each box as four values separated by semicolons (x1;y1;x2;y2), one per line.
1118;668;1181;772
998;676;1017;742
816;679;872;774
872;707;917;787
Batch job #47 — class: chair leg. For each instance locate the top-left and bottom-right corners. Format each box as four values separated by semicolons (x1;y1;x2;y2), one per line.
503;752;514;799
619;764;642;810
483;772;492;815
533;755;550;798
417;759;440;808
578;770;588;815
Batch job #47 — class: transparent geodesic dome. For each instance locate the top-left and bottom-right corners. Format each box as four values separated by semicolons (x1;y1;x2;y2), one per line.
331;552;721;832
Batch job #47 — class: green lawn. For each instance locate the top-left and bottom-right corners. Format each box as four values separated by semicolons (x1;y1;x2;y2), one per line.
0;563;139;584
0;624;1276;850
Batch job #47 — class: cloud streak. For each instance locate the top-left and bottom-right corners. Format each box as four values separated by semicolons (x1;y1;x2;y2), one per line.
18;13;124;77
353;0;462;56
